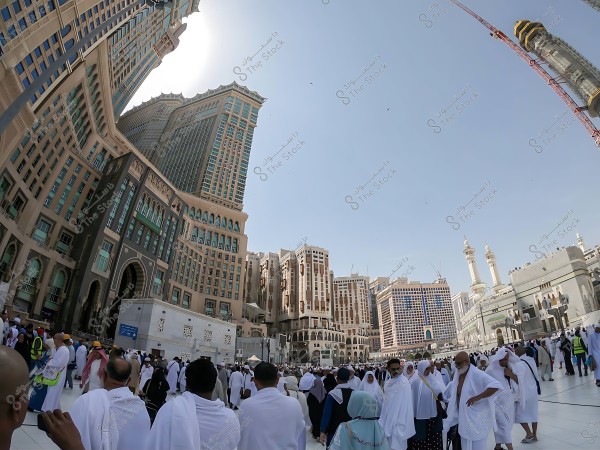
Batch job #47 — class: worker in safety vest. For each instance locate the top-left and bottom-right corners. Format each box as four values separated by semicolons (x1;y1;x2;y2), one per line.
30;328;46;371
573;329;588;377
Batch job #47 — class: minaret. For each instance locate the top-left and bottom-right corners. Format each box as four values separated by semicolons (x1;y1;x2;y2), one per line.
464;239;486;296
577;233;586;252
485;243;504;293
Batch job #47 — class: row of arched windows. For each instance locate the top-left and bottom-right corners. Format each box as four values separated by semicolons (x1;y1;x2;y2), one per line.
185;206;239;232
136;193;164;227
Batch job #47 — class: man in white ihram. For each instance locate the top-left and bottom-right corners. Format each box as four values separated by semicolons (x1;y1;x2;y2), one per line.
41;332;70;411
139;357;154;391
379;358;415;450
515;346;540;444
150;359;240;450
238;362;305;450
444;351;501;450
485;347;525;450
228;366;244;409
166;357;179;394
69;358;151;450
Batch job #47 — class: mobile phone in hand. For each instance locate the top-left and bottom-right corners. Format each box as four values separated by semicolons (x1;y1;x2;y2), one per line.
37;413;49;433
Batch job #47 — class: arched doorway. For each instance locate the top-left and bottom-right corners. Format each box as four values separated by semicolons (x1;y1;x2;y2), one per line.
81;280;101;334
106;262;144;338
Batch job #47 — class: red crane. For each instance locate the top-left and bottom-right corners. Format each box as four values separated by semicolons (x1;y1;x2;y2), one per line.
448;0;600;147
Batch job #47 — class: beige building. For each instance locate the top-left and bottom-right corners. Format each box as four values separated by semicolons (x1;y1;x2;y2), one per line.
0;1;267;342
333;274;370;362
117;82;265;211
453;237;600;347
377;276;456;357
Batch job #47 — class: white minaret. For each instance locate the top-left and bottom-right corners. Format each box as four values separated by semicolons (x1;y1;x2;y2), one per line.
485;243;503;293
577;233;586;252
464;239;486;296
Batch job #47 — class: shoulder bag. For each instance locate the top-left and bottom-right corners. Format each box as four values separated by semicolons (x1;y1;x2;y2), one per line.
521;360;541;395
34;365;62;386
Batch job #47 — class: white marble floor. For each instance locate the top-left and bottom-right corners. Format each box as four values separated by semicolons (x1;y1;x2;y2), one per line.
10;371;600;449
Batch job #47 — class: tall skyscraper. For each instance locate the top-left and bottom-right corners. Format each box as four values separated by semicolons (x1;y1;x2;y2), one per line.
0;0;198;323
333;274;370;362
515;20;600;117
258;252;281;324
377;277;456;354
113;93;184;162
118;83;266;210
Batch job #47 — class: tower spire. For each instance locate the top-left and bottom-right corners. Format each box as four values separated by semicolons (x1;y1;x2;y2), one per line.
577;233;586;252
485;243;504;293
464;239;486;296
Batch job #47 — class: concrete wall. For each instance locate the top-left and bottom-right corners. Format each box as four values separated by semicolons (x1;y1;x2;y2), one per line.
114;298;236;364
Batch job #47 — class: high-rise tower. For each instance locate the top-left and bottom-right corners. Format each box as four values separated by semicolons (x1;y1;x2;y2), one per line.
577;233;586;252
464;239;486;296
118;82;265;211
515;20;600;117
485;243;503;293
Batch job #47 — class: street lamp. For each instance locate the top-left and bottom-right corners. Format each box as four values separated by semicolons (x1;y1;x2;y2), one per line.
479;303;487;344
260;336;269;361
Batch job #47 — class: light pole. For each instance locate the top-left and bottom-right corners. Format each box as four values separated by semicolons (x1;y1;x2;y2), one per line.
479;303;487;344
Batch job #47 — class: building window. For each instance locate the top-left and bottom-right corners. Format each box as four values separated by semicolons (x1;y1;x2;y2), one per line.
151;270;164;295
171;288;180;305
183;293;190;309
95;240;113;272
32;217;53;244
55;231;73;255
205;299;215;317
220;302;230;321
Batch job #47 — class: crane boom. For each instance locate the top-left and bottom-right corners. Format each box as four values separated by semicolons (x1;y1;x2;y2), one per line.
448;0;600;147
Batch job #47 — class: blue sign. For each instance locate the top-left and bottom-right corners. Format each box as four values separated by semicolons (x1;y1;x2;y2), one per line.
119;324;138;339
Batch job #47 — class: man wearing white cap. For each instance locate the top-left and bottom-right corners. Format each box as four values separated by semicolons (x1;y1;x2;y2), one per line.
347;365;361;390
229;366;244;409
139;357;153;390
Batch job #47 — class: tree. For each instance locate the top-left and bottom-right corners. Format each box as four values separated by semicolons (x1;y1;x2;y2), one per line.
414;352;422;359
423;351;431;358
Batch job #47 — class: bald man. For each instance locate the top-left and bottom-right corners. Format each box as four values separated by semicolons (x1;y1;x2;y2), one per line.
30;333;70;412
0;347;30;450
444;351;501;450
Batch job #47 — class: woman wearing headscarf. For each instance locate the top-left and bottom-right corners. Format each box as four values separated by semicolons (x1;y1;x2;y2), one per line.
300;372;327;440
329;390;390;450
80;342;108;393
14;332;31;368
409;360;444;450
284;375;309;449
358;370;384;410
140;367;169;424
403;361;417;383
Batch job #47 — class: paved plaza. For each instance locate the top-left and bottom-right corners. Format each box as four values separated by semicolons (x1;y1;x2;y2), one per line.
10;371;600;450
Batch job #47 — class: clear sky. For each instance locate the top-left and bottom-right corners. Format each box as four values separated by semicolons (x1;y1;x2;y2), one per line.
126;0;600;296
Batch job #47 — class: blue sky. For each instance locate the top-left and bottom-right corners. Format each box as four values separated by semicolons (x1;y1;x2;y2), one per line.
127;0;600;296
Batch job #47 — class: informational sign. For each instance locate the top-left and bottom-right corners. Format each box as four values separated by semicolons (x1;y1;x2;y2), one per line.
119;324;138;339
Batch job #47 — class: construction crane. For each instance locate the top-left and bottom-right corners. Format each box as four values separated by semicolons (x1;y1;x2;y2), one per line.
448;0;600;148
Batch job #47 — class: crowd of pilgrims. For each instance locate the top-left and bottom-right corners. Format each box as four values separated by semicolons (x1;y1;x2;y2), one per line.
1;311;599;450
